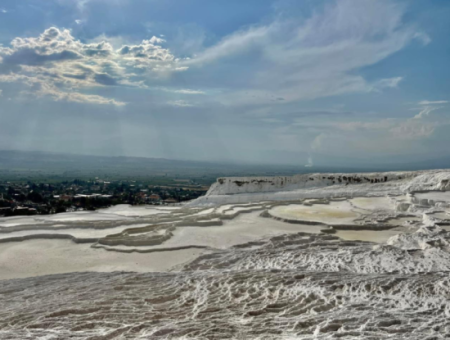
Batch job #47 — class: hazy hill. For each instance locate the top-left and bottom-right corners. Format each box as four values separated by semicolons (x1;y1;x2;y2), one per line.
1;150;449;183
0;150;303;183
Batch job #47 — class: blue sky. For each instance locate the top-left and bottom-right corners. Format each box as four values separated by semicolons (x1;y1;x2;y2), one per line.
0;0;449;167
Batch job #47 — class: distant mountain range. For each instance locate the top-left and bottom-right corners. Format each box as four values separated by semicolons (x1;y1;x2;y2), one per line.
0;149;449;182
0;150;303;182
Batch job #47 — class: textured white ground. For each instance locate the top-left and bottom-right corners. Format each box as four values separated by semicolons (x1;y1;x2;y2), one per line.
334;228;409;243
0;223;148;241
414;191;450;202
98;204;175;216
1;169;450;339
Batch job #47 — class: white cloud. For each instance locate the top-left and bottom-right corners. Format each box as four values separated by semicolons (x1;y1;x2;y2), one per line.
0;1;431;110
118;39;173;62
171;89;205;95
182;0;423;105
174;66;189;72
186;25;270;65
311;133;327;151
34;83;126;106
167;100;194;107
334;115;437;140
413;32;432;45
413;106;440;119
372;77;403;90
301;105;443;159
0;27;185;106
410;100;447;119
0;73;125;106
335;120;393;131
418;100;448;105
390;120;437;139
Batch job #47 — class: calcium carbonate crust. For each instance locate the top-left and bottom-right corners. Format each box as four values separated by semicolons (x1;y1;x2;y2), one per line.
191;170;450;205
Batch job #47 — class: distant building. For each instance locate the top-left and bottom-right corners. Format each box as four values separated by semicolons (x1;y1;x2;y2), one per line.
59;195;73;202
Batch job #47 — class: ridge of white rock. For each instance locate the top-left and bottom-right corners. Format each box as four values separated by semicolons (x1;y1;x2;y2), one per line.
191;169;450;205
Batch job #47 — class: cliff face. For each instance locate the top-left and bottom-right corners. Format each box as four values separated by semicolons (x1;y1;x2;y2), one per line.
191;170;450;205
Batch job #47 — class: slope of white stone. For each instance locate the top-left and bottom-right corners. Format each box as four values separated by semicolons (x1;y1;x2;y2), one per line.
2;170;450;338
190;169;450;205
4;231;450;339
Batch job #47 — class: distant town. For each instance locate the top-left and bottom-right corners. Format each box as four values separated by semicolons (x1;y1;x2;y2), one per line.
0;178;209;216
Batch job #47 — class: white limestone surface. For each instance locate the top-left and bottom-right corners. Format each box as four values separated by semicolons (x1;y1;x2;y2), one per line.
98;204;175;216
154;211;323;249
192;169;450;205
0;239;205;280
1;170;450;339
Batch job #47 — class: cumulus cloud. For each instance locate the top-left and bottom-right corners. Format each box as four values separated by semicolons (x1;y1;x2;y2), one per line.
0;27;183;106
0;1;431;110
0;72;126;106
118;39;173;61
94;73;117;86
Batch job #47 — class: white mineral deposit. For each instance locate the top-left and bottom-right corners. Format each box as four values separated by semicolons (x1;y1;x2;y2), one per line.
2;170;450;339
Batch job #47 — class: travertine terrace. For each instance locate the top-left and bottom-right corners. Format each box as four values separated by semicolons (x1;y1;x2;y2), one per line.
1;169;450;339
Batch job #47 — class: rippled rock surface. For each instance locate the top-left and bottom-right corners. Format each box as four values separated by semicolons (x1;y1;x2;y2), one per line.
2;170;450;339
1;232;450;339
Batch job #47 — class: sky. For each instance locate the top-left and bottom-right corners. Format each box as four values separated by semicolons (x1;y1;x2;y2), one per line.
0;0;449;167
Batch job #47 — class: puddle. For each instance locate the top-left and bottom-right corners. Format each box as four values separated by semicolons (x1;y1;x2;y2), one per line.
269;201;361;225
156;211;323;249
